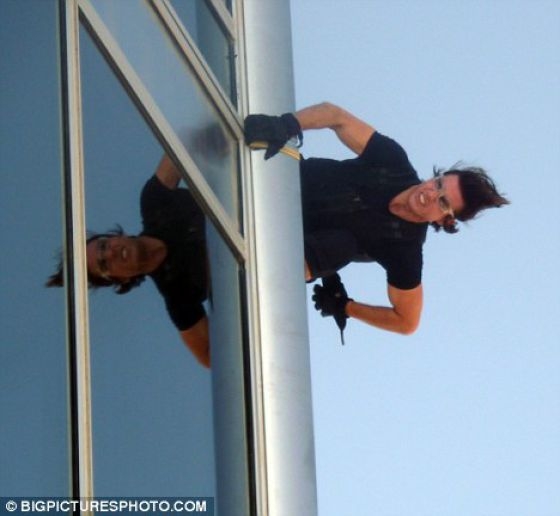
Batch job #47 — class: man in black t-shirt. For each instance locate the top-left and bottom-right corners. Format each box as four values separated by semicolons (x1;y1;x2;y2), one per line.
246;102;509;336
300;131;427;290
140;174;208;333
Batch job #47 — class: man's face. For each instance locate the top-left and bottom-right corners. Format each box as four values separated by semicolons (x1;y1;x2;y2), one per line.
408;174;465;224
86;235;149;281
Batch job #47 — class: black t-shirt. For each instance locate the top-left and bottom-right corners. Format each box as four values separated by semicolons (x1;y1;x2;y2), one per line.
140;176;207;331
300;132;427;289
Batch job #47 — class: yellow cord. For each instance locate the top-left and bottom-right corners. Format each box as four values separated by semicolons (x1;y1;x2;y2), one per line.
248;141;301;161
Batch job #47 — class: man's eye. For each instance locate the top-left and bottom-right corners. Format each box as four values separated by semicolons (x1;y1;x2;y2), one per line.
99;259;108;274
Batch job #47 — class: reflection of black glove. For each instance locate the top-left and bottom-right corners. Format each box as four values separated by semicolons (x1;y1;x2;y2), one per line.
244;113;303;159
312;273;352;345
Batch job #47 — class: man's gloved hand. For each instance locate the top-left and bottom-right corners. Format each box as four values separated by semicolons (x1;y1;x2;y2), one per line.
244;113;303;160
312;273;352;344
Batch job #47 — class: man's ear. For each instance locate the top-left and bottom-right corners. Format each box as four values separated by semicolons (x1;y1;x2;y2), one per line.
111;276;131;285
440;215;458;234
113;275;146;295
101;274;130;288
113;277;133;295
432;215;447;228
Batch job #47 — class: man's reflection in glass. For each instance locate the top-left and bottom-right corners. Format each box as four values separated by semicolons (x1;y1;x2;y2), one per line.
47;155;211;368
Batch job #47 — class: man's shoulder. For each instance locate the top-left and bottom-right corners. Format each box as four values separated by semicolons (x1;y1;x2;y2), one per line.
359;132;415;174
141;175;198;218
141;174;171;199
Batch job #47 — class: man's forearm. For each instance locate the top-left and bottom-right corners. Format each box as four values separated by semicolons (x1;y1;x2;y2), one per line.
155;154;182;190
294;102;345;131
345;300;419;335
294;102;375;155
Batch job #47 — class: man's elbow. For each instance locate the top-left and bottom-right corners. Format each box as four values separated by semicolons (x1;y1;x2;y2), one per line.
190;344;210;368
400;324;419;336
398;315;421;335
321;102;349;127
197;351;211;369
181;317;211;368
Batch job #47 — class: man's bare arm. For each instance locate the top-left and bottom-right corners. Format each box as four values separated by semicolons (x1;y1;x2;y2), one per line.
346;284;423;335
294;102;376;155
155;154;182;190
180;316;210;368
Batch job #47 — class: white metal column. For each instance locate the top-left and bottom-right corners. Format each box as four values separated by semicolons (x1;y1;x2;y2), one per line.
241;1;318;515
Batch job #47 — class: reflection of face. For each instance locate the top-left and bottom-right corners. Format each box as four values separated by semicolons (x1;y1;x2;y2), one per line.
86;236;150;281
407;175;464;223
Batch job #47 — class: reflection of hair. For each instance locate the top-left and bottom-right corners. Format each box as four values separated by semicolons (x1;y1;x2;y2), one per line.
431;165;510;234
45;224;145;295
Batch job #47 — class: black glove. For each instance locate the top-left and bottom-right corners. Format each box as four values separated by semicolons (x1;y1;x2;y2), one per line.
244;113;303;159
312;273;352;345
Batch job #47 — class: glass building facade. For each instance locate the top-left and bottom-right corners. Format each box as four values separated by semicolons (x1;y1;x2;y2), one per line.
0;1;316;515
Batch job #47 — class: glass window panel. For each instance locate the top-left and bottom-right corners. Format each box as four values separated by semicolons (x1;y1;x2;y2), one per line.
170;0;236;104
0;0;69;496
80;24;216;496
88;0;240;225
206;225;251;514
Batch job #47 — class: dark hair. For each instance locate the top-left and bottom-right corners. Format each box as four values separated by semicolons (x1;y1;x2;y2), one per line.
431;165;510;234
45;225;145;295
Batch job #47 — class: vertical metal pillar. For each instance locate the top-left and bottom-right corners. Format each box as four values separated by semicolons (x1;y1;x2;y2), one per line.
241;1;318;515
58;0;94;504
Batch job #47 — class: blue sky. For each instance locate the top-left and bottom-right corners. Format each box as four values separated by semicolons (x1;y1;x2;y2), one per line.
291;1;560;515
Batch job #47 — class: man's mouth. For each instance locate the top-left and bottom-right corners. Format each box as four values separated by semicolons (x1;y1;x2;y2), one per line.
419;192;427;206
121;247;128;261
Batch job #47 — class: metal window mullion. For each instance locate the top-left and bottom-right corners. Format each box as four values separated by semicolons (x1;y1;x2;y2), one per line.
59;0;94;503
78;0;246;263
205;0;236;41
234;0;269;514
151;0;243;139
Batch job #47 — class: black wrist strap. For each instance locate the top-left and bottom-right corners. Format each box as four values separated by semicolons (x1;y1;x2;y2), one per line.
281;113;303;147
